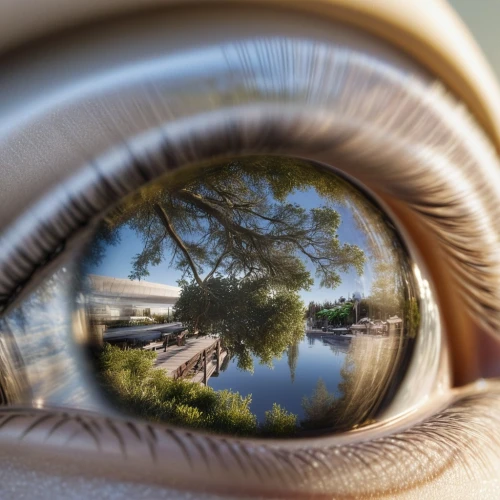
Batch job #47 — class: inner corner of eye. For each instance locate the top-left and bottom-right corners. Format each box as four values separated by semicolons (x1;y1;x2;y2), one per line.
75;155;423;439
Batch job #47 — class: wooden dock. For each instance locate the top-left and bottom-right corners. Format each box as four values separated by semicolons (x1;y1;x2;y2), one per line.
306;328;350;336
154;337;225;385
192;350;228;384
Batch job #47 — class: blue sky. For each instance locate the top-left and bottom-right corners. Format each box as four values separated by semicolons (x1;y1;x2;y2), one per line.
90;188;374;305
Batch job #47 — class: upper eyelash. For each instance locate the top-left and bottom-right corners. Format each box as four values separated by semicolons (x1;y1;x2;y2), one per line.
0;114;315;315
0;36;498;499
2;38;500;343
0;387;498;497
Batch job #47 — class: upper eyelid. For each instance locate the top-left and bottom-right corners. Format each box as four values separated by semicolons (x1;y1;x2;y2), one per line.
1;36;500;380
0;110;345;314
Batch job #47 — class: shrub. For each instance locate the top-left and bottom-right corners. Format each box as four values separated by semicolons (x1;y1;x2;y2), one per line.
300;378;337;430
104;319;157;329
96;344;258;436
96;344;303;437
261;403;298;437
208;390;257;436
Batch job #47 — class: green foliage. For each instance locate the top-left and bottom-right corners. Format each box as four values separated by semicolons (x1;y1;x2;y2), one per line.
96;157;365;292
261;404;298;437
316;302;353;324
104;319;156;329
97;344;257;436
306;300;335;320
96;344;301;437
403;297;420;338
101;314;173;330
207;390;257;436
151;313;171;324
174;277;305;371
301;378;337;430
99;344;156;379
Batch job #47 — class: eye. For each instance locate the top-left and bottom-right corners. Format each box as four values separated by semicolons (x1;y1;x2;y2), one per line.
75;155;434;437
1;5;500;497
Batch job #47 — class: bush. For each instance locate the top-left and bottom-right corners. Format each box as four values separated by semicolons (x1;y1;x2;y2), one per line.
261;403;297;437
103;319;157;329
151;314;171;324
300;378;337;430
96;344;303;437
96;344;258;436
99;343;156;379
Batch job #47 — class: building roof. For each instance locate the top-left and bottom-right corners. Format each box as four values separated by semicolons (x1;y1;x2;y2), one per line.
88;275;180;304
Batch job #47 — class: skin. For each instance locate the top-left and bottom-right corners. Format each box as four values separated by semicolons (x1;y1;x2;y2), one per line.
0;1;500;499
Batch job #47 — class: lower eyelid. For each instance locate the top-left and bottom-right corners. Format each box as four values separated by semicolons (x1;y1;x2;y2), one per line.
0;385;499;498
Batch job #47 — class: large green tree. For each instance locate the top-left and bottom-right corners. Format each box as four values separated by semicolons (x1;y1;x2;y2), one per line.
316;302;354;326
102;158;365;291
174;276;305;371
92;158;367;367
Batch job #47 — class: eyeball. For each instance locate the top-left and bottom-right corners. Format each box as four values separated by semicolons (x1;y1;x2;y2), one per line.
0;4;499;497
0;155;443;439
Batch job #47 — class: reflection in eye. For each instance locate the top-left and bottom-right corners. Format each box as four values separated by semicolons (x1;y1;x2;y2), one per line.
74;156;421;437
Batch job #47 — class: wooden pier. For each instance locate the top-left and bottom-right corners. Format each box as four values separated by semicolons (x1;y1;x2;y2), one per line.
306;328;350;336
154;337;226;385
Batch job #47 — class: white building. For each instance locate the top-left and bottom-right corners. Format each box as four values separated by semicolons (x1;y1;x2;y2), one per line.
87;275;181;322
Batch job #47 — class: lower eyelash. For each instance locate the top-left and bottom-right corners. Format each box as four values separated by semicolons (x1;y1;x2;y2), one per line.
0;387;498;497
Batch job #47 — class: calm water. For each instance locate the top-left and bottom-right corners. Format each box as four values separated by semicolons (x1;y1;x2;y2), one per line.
209;334;349;422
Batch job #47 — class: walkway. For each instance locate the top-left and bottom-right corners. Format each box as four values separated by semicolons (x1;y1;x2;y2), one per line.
154;337;224;383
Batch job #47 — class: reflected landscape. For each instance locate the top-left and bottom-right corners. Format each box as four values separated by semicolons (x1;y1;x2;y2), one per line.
79;156;420;437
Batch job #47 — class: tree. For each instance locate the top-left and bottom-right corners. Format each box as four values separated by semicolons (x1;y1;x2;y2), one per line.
174;276;305;371
316;302;354;325
89;158;367;368
98;157;365;293
301;378;337;430
306;300;336;320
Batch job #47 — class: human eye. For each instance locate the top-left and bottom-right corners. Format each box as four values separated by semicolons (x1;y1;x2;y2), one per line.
1;2;500;499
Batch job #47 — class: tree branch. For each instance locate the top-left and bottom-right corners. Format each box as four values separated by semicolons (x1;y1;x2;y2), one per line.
203;233;231;283
153;203;205;288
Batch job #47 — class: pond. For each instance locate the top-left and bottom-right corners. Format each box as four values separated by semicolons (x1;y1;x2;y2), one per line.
209;333;350;423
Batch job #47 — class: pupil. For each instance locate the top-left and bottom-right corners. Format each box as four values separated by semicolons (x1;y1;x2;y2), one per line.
80;156;419;437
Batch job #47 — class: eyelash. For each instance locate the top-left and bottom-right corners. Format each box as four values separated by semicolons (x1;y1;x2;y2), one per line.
1;35;499;496
0;145;471;499
0;388;498;497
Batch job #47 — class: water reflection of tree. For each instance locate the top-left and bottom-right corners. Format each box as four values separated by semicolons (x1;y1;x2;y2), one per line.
286;341;299;383
301;336;405;431
301;378;336;430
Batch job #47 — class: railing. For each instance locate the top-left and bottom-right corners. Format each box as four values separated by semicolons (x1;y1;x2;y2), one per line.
171;338;225;384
